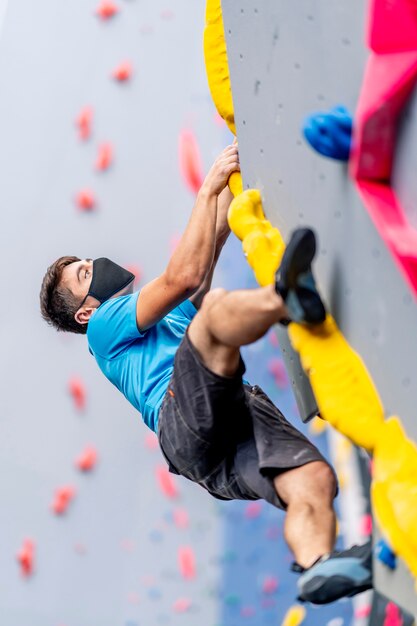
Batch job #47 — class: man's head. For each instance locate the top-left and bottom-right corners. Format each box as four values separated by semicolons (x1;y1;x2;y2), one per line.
40;256;135;334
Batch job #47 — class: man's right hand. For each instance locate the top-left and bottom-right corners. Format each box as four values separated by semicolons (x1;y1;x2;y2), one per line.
201;144;240;196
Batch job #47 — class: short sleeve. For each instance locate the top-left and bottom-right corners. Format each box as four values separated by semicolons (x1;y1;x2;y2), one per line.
87;292;145;359
176;299;197;321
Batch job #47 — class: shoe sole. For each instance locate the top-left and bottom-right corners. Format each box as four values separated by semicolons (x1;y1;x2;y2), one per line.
298;574;372;605
276;228;316;295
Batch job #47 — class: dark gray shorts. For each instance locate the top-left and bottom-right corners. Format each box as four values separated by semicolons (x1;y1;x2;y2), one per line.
157;332;334;510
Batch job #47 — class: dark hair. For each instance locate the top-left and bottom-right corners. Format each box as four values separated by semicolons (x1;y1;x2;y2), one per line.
40;256;87;335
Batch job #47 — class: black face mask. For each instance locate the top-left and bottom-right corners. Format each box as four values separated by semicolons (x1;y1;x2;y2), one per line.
83;257;135;304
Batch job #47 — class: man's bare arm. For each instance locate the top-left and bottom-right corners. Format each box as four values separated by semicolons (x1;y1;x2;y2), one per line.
136;145;239;331
189;186;233;309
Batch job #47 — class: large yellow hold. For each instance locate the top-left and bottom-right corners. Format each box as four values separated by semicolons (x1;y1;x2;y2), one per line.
228;189;285;286
204;0;243;197
372;417;417;581
288;316;385;452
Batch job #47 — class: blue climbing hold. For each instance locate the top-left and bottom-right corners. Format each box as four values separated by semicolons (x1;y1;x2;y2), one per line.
302;105;353;161
375;539;397;570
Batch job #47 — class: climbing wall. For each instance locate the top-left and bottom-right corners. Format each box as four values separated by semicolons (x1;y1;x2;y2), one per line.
221;0;417;617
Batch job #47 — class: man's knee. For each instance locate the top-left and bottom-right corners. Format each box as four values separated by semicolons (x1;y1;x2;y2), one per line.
200;287;228;312
276;461;337;506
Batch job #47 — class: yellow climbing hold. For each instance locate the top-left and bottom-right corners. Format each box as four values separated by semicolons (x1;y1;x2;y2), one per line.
281;604;306;626
309;415;327;436
204;0;236;135
372;416;417;580
288;315;384;452
228;189;285;286
228;170;243;197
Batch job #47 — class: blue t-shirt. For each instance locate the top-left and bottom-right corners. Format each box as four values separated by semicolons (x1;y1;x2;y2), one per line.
87;292;197;432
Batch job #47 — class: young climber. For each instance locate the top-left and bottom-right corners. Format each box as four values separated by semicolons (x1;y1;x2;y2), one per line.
40;143;372;605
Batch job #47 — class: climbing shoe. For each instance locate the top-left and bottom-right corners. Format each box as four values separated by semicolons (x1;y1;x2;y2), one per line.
275;227;326;324
296;542;373;605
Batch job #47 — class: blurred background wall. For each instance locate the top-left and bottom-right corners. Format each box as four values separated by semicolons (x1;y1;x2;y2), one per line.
0;1;360;624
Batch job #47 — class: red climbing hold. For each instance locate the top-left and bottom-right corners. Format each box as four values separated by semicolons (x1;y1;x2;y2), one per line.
75;190;96;212
173;508;189;529
112;62;133;82
96;1;119;20
76;446;98;472
155;465;178;499
178;129;204;195
17;539;35;577
95;143;113;171
68;376;87;411
178;546;196;580
173;598;191;613
267;357;289;389
262;576;279;594
76;106;93;141
384;601;403;626
51;486;76;515
367;0;417;53
245;501;262;519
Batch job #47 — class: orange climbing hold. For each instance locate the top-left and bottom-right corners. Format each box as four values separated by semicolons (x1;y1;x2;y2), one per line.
178;129;204;195
112;61;133;82
76;106;93;141
17;539;35;577
51;486;76;515
68;376;87;411
96;1;119;20
155;465;178;499
75;446;98;472
76;190;96;212
178;546;196;580
95;142;113;171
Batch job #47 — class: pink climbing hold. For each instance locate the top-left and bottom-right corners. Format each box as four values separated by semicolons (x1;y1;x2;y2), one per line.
95;142;113;171
360;512;373;537
155;465;178;499
68;376;87;411
241;606;256;618
178;129;204;195
76;106;93;141
68;376;87;410
268;329;280;348
384;601;403;626
75;446;98;472
354;604;372;619
112;61;133;82
367;0;417;53
51;486;76;515
76;189;96;212
262;576;279;594
17;539;35;577
178;546;196;580
173;508;189;529
96;1;119;20
267;357;288;389
173;598;192;613
144;432;159;450
245;501;262;519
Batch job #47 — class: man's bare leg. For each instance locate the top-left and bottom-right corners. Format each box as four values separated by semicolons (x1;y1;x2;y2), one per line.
187;284;337;568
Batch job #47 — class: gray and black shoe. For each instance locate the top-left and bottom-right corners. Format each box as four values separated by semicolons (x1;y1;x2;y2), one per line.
295;542;373;605
275;228;326;324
